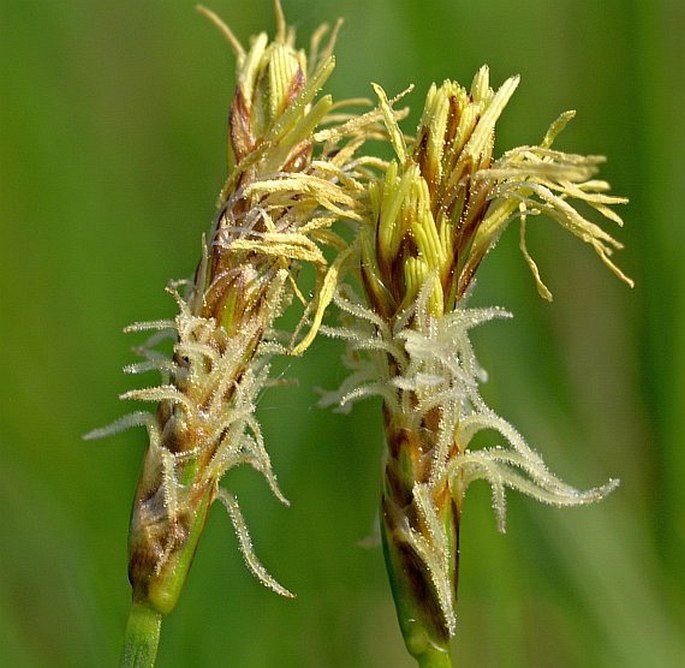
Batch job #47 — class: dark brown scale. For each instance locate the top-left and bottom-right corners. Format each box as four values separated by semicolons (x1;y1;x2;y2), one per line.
381;414;461;644
384;460;412;508
442;95;461;151
282;67;305;111
388;233;417;305
156;412;186;455
396;538;451;645
229;87;256;163
456;260;480;301
128;464;212;610
282;140;313;172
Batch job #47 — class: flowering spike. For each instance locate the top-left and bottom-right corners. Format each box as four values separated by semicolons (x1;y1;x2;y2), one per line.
325;70;630;663
90;4;633;664
90;4;381;632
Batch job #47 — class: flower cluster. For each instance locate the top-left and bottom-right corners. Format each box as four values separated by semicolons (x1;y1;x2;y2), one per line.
90;4;631;666
322;68;630;662
87;2;381;615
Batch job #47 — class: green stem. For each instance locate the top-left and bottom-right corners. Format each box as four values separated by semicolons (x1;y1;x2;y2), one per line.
120;601;163;668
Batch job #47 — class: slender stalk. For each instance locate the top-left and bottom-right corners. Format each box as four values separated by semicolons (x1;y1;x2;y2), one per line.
120;602;162;668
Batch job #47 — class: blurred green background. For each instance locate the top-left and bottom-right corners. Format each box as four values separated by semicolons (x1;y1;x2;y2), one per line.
1;1;683;666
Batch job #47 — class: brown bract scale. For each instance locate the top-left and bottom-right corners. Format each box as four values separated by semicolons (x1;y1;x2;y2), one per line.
229;68;307;166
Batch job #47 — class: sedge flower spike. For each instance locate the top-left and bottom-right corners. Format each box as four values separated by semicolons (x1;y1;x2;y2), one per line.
86;2;377;652
323;69;631;665
84;3;632;663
